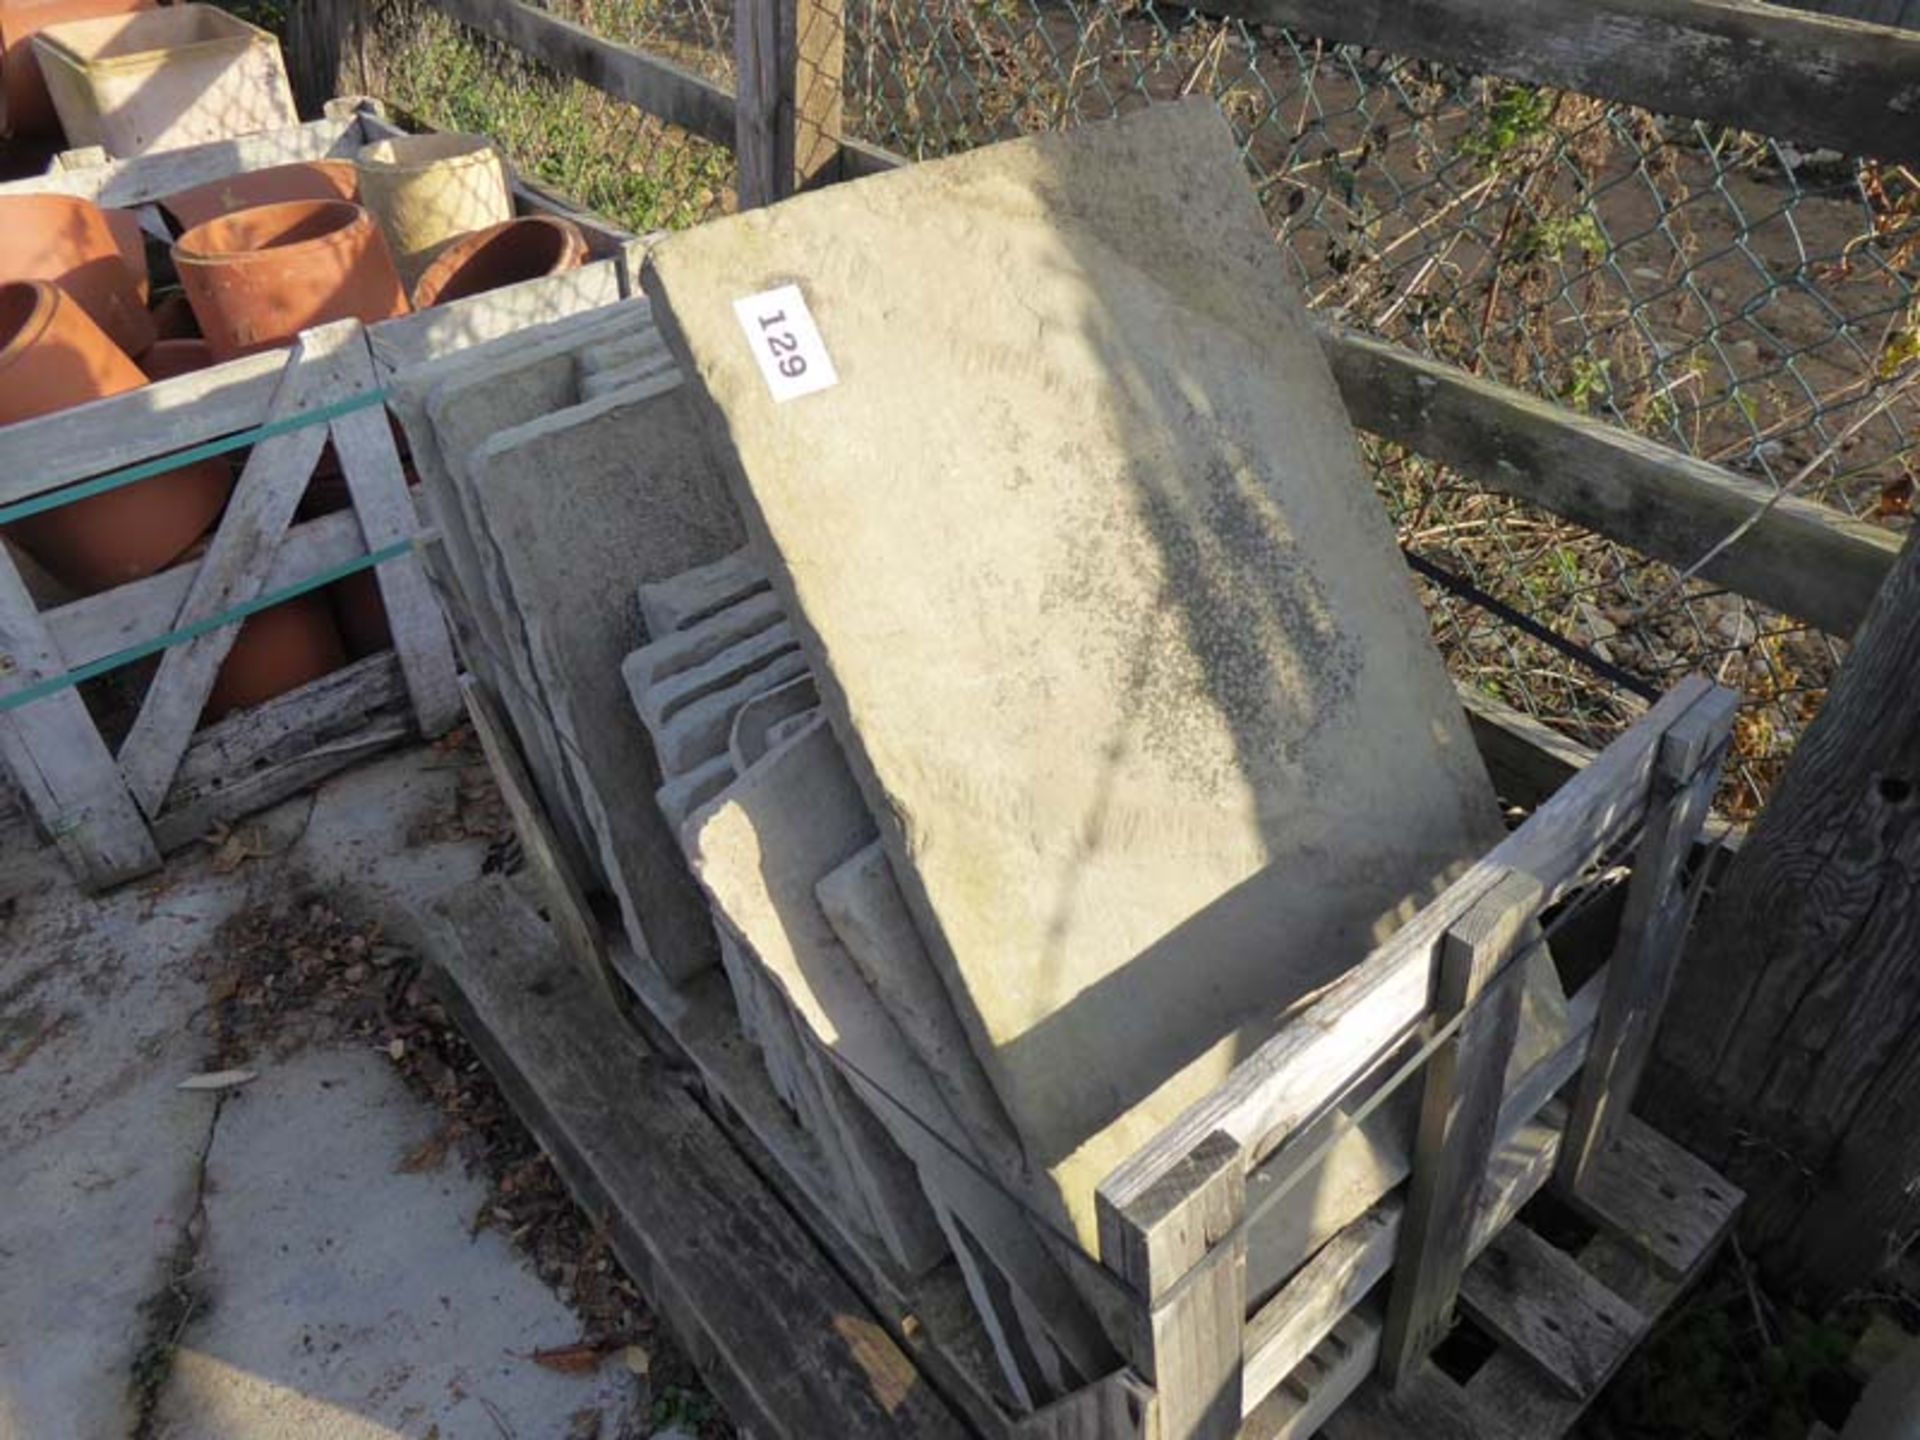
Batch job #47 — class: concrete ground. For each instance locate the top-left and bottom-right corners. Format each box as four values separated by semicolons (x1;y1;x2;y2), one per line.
0;745;654;1439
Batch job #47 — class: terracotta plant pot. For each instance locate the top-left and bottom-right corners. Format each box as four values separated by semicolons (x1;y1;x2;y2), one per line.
0;280;231;592
147;288;197;339
102;203;147;300
159;158;359;234
0;0;150;138
0;192;155;355
172;199;409;361
329;568;391;657
411;214;588;309
201;592;347;723
354;132;513;286
138;335;211;381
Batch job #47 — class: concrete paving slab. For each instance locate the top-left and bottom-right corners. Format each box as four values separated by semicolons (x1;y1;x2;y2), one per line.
647;99;1535;1246
149;1049;634;1439
729;675;818;772
0;745;652;1439
636;550;771;641
468;372;743;984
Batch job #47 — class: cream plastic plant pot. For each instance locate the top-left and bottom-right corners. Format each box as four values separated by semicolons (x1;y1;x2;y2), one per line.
354;132;514;287
31;4;294;157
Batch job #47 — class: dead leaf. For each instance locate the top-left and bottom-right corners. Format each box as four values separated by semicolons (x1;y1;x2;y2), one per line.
397;1127;453;1175
178;1068;257;1091
527;1340;612;1374
387;1037;407;1061
622;1343;650;1377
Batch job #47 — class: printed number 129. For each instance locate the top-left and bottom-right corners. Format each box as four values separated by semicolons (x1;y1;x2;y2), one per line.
731;283;838;402
755;308;808;380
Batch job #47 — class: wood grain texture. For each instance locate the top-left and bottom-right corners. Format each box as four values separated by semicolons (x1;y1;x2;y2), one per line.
152;653;412;853
0;548;158;888
418;0;735;146
44;511;364;672
1190;0;1920;165
426;878;973;1440
1651;530;1920;1297
459;672;623;1013
1379;871;1537;1383
115;326;354;816
1012;1368;1159;1439
327;334;462;736
1457;1223;1643;1399
0;117;357;204
733;0;790;207
1097;676;1711;1228
1322;326;1900;639
1557;686;1736;1193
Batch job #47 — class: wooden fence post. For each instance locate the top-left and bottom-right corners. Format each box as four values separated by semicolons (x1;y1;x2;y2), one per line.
735;0;844;207
1650;528;1920;1299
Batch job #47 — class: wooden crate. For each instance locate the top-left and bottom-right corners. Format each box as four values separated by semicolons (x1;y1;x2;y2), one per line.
1084;675;1743;1440
0;100;647;889
454;620;1744;1438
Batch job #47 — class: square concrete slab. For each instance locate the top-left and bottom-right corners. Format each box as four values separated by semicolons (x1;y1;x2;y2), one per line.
466;372;741;983
646;98;1533;1247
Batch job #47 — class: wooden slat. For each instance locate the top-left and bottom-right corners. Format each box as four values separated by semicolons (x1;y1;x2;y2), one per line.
1557;684;1737;1193
0;550;158;889
1239;1001;1600;1418
418;0;736;147
45;509;366;671
0;116;357;204
152;654;412;851
1112;1132;1245;1439
367;263;629;375
734;0;790;208
0;351;289;505
425;877;973;1440
1379;871;1537;1383
459;672;624;1013
1242;1311;1379;1440
1193;0;1920;166
327;330;463;736
1097;675;1710;1232
1456;1223;1643;1399
1243;1108;1569;1438
1323;326;1901;639
1012;1368;1159;1440
115;325;355;816
1569;1114;1743;1275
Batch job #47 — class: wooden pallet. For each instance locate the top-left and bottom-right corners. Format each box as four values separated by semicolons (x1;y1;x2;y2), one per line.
0;101;645;890
1266;1109;1740;1439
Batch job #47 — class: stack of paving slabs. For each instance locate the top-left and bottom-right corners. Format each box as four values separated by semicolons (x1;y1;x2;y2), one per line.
387;302;730;987
624;552;1121;1406
643;91;1571;1334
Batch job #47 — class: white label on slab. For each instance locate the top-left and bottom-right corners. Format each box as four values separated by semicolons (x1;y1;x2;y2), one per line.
733;284;838;402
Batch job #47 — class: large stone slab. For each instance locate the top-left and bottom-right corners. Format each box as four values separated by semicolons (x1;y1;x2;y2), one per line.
390;304;642;876
687;720;1113;1386
466;371;740;983
647;99;1540;1246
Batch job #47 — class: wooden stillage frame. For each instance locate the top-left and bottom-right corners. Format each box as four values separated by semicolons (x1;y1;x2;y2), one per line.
0;103;649;889
1089;676;1737;1437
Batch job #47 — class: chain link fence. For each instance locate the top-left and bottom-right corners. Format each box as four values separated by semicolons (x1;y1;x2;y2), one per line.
364;0;738;232
366;0;1919;815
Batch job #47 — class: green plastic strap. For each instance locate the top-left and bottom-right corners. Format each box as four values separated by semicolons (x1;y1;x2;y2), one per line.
0;388;388;527
0;538;415;716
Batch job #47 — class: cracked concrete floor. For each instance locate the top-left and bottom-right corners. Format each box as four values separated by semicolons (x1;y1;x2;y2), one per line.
0;746;644;1439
